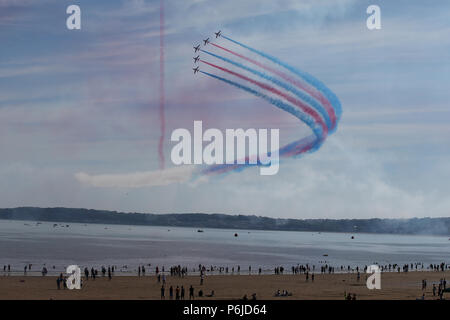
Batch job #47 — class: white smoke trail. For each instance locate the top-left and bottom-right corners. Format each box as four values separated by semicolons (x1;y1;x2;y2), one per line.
75;165;196;188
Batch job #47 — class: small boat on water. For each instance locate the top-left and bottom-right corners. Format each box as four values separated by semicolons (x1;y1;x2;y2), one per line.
197;229;204;233
234;233;238;237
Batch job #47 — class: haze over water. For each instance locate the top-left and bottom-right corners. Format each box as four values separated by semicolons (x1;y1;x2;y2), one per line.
0;220;448;274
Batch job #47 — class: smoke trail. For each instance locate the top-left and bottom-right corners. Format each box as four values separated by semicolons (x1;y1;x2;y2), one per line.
210;42;338;131
199;71;324;140
158;0;165;170
200;49;332;131
202;134;318;175
76;166;195;188
200;59;328;139
75;36;342;187
199;70;323;175
197;37;342;176
222;35;342;121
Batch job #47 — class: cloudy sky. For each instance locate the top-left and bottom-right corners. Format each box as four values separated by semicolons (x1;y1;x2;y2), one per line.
1;0;449;219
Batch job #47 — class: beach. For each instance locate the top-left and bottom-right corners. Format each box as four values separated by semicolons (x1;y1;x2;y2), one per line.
0;271;448;300
1;220;449;300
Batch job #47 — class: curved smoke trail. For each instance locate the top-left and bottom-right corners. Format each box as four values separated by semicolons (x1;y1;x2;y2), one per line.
199;71;324;175
200;59;328;138
75;35;341;188
195;35;341;176
200;49;333;132
221;35;342;127
199;71;324;140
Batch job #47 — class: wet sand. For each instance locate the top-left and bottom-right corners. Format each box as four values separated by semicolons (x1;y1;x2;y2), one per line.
0;271;448;300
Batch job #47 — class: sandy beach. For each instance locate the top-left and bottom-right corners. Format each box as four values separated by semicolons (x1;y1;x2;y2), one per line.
0;271;448;300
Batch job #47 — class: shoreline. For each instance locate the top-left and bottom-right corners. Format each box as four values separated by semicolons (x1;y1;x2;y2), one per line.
1;268;448;277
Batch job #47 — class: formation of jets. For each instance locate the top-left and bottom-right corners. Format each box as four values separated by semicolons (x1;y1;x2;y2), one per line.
193;31;221;75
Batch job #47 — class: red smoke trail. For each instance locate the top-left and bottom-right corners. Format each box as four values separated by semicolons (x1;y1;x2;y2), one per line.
200;59;328;137
284;138;317;157
211;43;336;129
202;137;317;175
158;0;165;169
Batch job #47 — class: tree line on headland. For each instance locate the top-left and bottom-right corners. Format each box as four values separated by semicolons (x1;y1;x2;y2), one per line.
0;207;449;236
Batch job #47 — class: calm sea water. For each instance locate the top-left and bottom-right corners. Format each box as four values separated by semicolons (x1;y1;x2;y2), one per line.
0;219;448;274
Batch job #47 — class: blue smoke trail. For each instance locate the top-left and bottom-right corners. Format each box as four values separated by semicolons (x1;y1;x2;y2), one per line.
199;71;323;142
222;35;342;122
202;134;318;174
199;71;323;174
201;49;333;132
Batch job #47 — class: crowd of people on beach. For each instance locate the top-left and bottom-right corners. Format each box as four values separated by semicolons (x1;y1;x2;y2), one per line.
157;265;215;300
4;260;448;278
426;278;447;300
1;260;449;300
82;266;114;280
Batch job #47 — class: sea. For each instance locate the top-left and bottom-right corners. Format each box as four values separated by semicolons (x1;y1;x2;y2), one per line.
0;219;448;275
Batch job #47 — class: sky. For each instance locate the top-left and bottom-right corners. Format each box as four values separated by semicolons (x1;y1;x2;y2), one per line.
1;0;450;219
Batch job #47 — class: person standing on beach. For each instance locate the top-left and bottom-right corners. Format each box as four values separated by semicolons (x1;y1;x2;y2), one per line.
169;286;173;300
138;266;141;277
108;267;112;280
189;285;194;300
176;286;180;300
160;285;165;300
181;286;185;300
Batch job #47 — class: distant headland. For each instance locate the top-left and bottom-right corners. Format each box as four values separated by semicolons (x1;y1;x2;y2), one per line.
0;207;449;236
